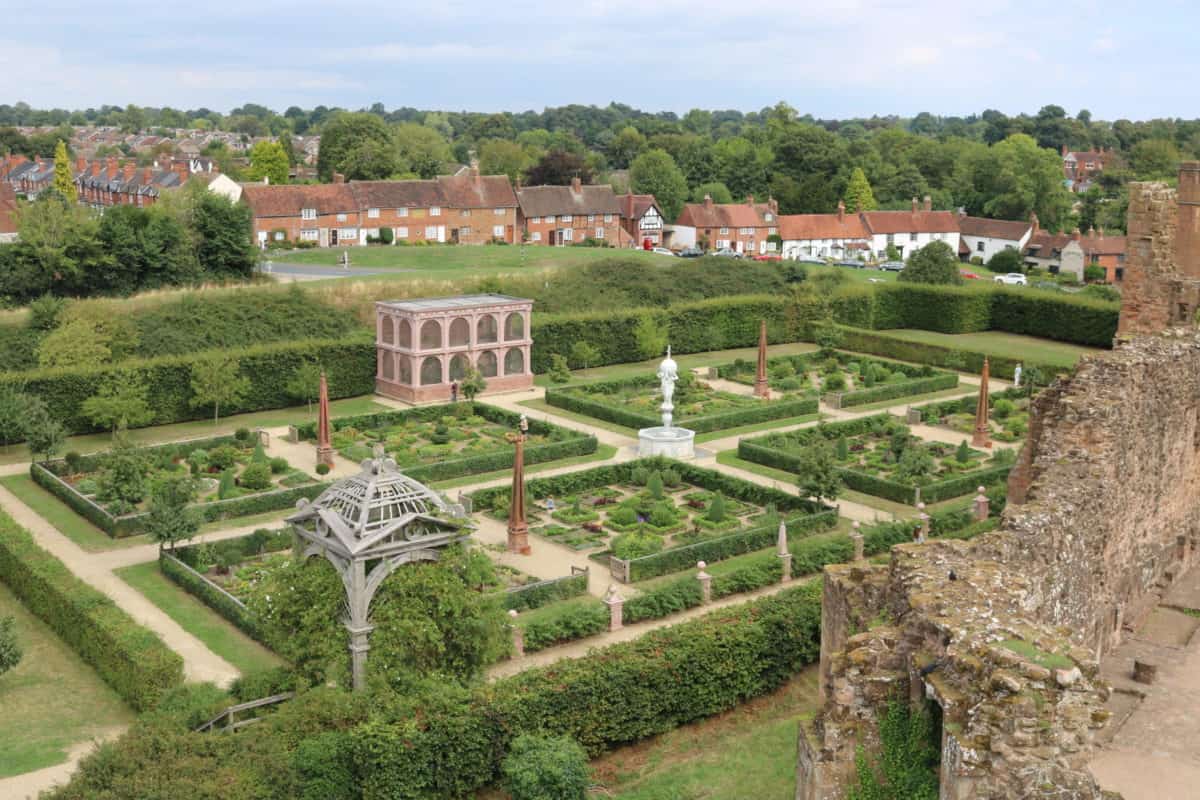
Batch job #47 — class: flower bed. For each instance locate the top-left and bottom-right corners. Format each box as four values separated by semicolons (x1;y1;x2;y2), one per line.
909;386;1032;442
544;373;818;433
739;414;1013;505
32;432;325;538
295;401;596;482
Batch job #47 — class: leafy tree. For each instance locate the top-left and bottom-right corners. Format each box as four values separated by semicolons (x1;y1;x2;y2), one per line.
190;356;249;425
0;616;21;678
568;341;600;371
690;181;733;204
97;436;148;507
478;139;534;185
285;361;324;413
193;192;257;279
143;474;200;551
22;402;64;461
316;112;396;181
460;367;487;401
632;316;668;361
52;140;77;202
712;136;773;200
630;149;688;221
706;491;727;522
393;123;452;179
82;373;153;435
525;149;593;186
986;247;1024;275
608;126;647;169
0;385;36;451
96;204;199;293
899;241;962;285
501;734;590;800
896;446;935;481
796;439;842;505
836;436;849;461
245;140;289;185
9;194;110;299
956;440;971;464
843;166;877;212
647;471;664;500
547;354;571;383
955;134;1072;229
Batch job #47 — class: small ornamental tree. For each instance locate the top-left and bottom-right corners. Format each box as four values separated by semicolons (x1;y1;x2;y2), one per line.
796;439;842;505
898;240;963;285
285;361;324;413
97;437;149;508
632;316;668;361
0;616;21;678
53;140;78;203
190;356;250;425
956;440;971;464
240;462;273;492
986;247;1025;275
646;471;664;500
896;446;935;482
81;373;154;436
706;491;727;523
143;474;200;551
547;354;571;384
460;367;487;401
836;436;849;462
0;385;34;452
569;341;601;371
22;402;65;461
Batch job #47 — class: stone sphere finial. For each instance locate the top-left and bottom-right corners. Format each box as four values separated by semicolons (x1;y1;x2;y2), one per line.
508;608;519;618
977;486;986;494
917;501;926;511
852;521;860;531
697;560;707;569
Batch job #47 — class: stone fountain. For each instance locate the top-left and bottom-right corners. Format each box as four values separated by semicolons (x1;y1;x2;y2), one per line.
637;346;696;459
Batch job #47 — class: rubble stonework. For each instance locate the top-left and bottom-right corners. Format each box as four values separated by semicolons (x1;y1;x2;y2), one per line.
797;172;1200;800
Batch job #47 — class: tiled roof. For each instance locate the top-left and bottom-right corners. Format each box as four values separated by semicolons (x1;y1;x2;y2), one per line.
517;184;621;217
350;180;443;209
435;174;518;209
861;210;960;235
778;212;869;241
676;200;772;229
1024;230;1126;258
616;193;660;219
242;183;359;217
958;216;1032;241
0;183;18;234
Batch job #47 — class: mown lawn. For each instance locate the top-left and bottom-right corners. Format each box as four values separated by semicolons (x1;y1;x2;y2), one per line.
115;562;284;676
0;475;147;552
0;582;135;778
880;329;1100;369
430;443;619;491
533;342;818;388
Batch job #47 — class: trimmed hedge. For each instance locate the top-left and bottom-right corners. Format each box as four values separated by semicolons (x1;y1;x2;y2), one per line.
1;335;376;437
910;387;1026;425
296;402;597;483
836;326;1068;381
835;372;958;408
519;599;610;652
545;375;819;434
31;461;328;537
161;553;262;640
501;571;589;613
0;508;183;711
871;283;993;333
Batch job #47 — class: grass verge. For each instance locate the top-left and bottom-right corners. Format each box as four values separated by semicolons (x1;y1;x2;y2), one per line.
0;475;148;552
431;443;619;491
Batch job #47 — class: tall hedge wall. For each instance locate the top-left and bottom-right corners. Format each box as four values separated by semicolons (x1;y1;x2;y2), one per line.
0;508;184;710
1;336;375;436
835;326;1066;381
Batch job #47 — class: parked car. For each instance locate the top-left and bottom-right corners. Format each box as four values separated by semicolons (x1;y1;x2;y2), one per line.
752;254;782;262
678;247;704;258
651;247;676;257
879;261;906;272
713;248;742;258
796;256;825;265
994;273;1028;286
960;270;980;280
835;259;863;268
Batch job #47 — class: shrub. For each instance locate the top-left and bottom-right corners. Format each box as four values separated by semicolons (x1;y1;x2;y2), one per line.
706;492;727;523
608;506;638;526
269;457;290;475
187;449;208;475
217;469;236;500
648;503;678;528
0;615;20;677
63;451;83;474
315;462;331;476
547;354;572;383
239;462;273;492
501;734;590;800
992;398;1015;419
235;428;253;444
646;471;664;499
824;373;847;392
956;440;971;464
520;600;609;651
378;226;394;245
661;468;681;488
611;529;664;560
208;445;238;470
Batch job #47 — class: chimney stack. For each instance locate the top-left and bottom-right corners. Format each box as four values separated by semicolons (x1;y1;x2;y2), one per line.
704;193;713;208
141;167;153;184
746;194;754;206
106;157;118;180
1071;228;1081;242
263;176;269;185
1062;144;1069;157
332;172;345;184
571;176;582;193
75;156;85;173
1030;211;1039;234
837;199;845;221
1088;226;1097;238
91;161;101;177
172;161;189;184
911;197;918;213
1176;162;1200;278
123;162;136;182
923;195;932;212
768;197;778;214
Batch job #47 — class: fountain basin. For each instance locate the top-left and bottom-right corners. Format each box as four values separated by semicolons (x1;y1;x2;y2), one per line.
637;425;696;460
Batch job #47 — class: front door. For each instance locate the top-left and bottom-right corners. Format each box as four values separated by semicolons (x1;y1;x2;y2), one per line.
330;228;339;246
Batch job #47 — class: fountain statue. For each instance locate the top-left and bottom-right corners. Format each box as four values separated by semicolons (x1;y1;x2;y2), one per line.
637;345;696;459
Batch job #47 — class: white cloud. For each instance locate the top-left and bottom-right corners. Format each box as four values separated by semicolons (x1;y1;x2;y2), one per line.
898;46;942;66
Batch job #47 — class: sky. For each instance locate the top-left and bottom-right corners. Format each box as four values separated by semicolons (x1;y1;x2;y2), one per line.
1;0;1197;120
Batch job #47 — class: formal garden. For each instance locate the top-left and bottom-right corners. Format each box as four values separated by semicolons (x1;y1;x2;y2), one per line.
910;386;1033;443
715;351;959;408
739;414;1015;505
293;401;596;482
544;372;819;433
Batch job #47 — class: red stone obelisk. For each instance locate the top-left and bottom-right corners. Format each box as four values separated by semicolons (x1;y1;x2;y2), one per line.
506;431;531;554
316;371;335;468
753;318;770;399
971;358;992;449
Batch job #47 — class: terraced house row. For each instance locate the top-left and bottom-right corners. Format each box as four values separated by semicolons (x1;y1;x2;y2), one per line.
0;153;211;208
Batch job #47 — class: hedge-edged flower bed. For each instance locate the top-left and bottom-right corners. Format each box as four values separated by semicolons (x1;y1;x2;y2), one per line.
32;433;328;538
544;373;818;433
833;326;1069;382
909;387;1032;443
294;401;596;483
738;414;1014;505
0;508;184;711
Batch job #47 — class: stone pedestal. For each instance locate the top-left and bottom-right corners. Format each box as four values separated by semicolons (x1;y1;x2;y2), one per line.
637;425;696;459
508;609;524;657
973;487;990;521
604;586;624;631
697;561;712;603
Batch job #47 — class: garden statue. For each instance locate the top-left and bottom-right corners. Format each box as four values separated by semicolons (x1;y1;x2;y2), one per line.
657;345;678;426
1013;362;1023;388
637;345;695;459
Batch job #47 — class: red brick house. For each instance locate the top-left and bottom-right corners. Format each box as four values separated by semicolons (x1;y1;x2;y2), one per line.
0;154;190;208
1062;146;1113;193
615;193;665;249
517;178;624;245
242;181;360;248
675;195;779;255
0;182;18;242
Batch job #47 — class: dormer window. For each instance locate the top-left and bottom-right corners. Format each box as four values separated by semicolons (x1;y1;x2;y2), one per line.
301;207;316;220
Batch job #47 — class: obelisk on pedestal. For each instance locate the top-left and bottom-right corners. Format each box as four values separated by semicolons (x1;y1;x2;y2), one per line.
316;371;335;468
506;430;531;554
754;319;770;399
971;358;993;449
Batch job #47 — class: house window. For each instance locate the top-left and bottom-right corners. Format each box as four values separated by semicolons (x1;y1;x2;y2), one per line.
460;209;470;217
604;213;613;223
274;231;285;241
765;213;774;222
595;227;604;239
396;227;408;239
531;232;542;242
339;228;357;239
396;207;408;217
494;208;506;215
492;225;505;238
301;208;316;220
768;227;777;235
561;215;573;223
425;226;438;239
430;206;441;216
977;241;985;252
300;229;318;241
716;239;730;249
545;215;555;224
909;233;917;242
368;208;380;218
587;214;595;223
460;226;471;236
720;227;730;235
337;213;347;222
531;216;542;224
739;227;754;235
563;228;574;241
